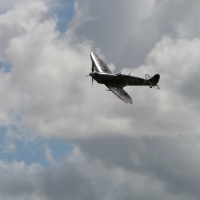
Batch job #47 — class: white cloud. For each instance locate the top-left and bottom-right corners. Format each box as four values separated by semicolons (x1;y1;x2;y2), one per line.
0;139;199;200
0;148;108;200
0;0;200;199
68;0;200;68
44;143;57;166
0;0;200;141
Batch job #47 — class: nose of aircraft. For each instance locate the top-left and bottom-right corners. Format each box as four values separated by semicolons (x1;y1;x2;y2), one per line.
89;72;95;77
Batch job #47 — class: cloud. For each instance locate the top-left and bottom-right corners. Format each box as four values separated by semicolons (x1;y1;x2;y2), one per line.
0;0;93;138
0;137;199;200
44;143;57;166
69;0;200;68
0;0;200;199
0;160;42;199
0;148;107;200
73;135;200;199
1;0;200;141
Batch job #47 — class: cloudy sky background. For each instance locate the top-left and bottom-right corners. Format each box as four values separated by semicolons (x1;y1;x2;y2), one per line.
0;0;200;199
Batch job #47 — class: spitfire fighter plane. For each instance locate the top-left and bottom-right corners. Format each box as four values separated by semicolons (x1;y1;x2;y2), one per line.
88;52;160;104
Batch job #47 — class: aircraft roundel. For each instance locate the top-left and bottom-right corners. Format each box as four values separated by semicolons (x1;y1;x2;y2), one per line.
129;78;136;85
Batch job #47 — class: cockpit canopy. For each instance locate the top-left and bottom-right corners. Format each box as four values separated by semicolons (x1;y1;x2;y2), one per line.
116;72;123;76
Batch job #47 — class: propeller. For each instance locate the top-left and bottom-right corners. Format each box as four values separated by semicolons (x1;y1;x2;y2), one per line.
85;64;95;86
91;64;95;86
92;63;95;72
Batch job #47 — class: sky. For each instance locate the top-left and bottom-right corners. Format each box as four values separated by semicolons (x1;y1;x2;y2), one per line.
0;0;200;199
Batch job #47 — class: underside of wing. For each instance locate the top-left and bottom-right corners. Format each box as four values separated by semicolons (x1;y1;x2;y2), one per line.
106;85;132;104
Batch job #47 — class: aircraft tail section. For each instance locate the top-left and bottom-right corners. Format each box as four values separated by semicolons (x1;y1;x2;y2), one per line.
149;74;160;86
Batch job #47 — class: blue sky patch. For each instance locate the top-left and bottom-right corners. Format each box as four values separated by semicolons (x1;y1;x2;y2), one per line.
0;127;73;167
48;138;73;159
54;0;76;33
0;62;12;73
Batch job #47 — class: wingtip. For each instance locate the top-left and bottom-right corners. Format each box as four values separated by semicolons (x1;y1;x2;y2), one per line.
127;100;133;105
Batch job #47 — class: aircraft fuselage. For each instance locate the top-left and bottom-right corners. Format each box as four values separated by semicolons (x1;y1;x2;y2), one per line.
89;71;148;87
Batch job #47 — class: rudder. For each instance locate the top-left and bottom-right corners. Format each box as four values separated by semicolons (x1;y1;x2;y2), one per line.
149;74;160;86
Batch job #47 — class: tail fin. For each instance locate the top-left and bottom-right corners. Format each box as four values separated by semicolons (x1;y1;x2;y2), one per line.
149;74;160;86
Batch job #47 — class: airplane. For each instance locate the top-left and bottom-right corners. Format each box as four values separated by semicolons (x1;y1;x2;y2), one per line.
88;52;160;104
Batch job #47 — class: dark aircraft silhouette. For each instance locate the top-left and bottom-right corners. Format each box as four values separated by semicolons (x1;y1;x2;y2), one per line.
89;52;160;104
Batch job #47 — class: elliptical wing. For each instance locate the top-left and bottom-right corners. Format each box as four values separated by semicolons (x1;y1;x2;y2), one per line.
106;85;132;104
90;52;112;74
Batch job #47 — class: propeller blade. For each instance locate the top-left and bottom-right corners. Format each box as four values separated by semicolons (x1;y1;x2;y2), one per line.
85;75;90;77
92;64;95;72
92;78;94;86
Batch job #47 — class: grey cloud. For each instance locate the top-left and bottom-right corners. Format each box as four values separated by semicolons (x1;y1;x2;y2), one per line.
70;0;200;69
0;0;27;13
40;162;100;200
1;0;200;140
0;160;101;200
73;135;200;199
0;137;199;200
0;0;49;62
1;0;200;199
